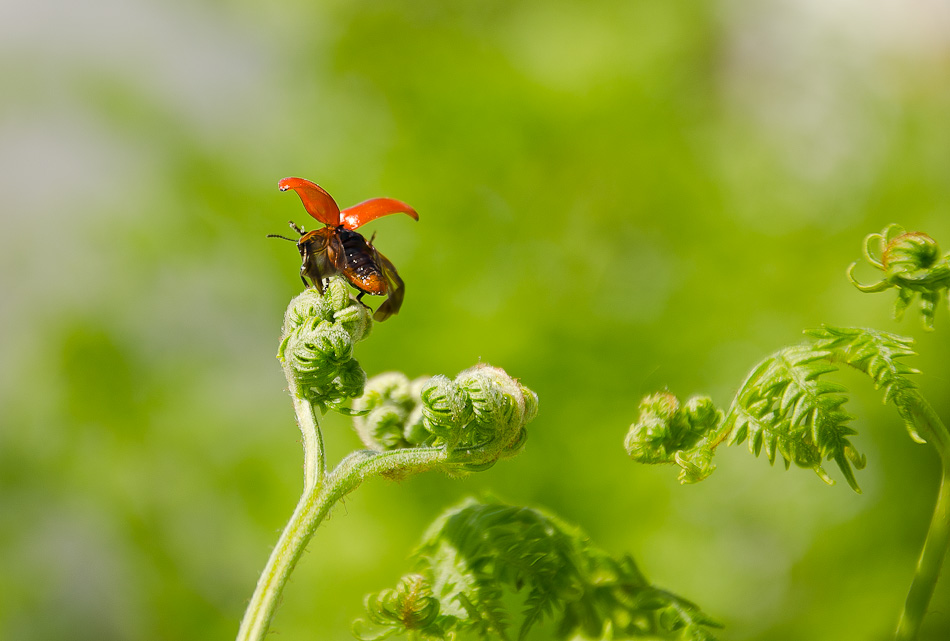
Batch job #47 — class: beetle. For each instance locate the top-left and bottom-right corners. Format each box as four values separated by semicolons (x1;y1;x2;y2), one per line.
269;177;418;321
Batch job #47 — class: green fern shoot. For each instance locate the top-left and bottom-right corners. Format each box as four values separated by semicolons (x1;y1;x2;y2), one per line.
625;225;950;641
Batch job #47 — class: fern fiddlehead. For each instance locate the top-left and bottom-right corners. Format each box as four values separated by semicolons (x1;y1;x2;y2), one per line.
848;223;950;330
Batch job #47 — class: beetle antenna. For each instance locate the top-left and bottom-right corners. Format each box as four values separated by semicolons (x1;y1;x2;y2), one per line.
266;234;298;242
287;220;306;235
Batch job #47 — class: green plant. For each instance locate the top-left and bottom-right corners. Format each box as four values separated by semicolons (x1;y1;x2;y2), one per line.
238;180;717;641
237;276;713;641
357;498;720;641
241;223;950;641
848;224;950;330
625;225;950;641
235;279;538;641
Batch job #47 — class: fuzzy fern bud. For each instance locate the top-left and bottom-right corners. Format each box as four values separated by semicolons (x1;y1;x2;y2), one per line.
625;392;721;483
420;374;474;441
849;224;950;329
352;364;538;474
353;372;430;449
356;574;442;641
278;278;373;411
433;365;536;471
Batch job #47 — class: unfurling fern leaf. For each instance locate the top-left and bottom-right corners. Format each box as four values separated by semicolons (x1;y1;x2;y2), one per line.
848;224;950;330
626;326;924;493
807;326;923;442
357;498;720;641
724;343;864;491
624;225;950;641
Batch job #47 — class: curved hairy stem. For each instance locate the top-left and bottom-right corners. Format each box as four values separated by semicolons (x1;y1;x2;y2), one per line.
235;411;325;641
236;429;448;641
292;391;325;494
897;467;950;641
236;353;334;641
895;394;950;641
239;281;373;641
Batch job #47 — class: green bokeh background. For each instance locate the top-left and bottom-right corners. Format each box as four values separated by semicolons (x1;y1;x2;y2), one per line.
3;1;950;639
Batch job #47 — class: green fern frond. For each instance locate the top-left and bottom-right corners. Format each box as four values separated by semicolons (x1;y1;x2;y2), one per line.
631;326;924;493
724;343;863;491
806;326;917;393
359;498;720;641
806;326;923;442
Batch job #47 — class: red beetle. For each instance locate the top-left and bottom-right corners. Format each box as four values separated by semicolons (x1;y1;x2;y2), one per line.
270;177;418;321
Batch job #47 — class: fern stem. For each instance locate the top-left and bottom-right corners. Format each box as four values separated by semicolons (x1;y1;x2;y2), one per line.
896;467;950;641
235;462;328;641
236;376;327;641
904;393;950;461
293;392;325;495
895;393;950;641
236;433;448;641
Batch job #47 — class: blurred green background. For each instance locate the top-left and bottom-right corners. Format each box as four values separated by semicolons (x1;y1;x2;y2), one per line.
3;0;950;639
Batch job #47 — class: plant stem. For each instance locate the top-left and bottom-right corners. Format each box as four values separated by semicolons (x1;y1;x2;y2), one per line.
236;382;326;641
235;463;329;641
895;394;950;641
235;388;448;641
896;467;950;641
293;393;325;494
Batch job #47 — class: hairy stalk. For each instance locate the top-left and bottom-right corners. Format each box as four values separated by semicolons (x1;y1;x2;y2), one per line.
895;394;950;641
235;342;337;641
236;437;448;641
897;468;950;641
292;391;325;494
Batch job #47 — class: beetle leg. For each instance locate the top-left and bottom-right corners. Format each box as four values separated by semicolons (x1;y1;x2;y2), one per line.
298;244;309;288
355;291;372;310
299;244;325;293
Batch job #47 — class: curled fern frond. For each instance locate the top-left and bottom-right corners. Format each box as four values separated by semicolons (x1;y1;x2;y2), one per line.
355;575;446;641
358;498;721;641
352;365;538;475
353;372;431;450
848;224;950;329
278;278;373;411
624;393;722;484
